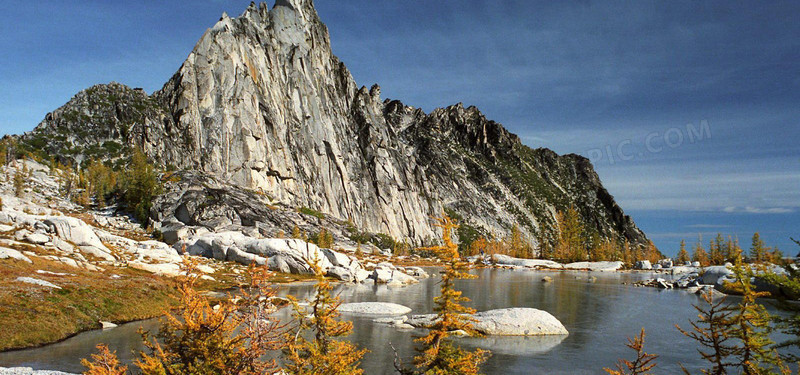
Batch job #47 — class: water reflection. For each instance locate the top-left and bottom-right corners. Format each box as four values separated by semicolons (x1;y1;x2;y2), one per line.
1;268;796;374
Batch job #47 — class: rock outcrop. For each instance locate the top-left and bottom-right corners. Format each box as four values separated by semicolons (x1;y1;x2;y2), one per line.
18;0;650;250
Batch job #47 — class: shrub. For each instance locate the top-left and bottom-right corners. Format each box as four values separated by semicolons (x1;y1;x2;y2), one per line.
81;259;284;375
298;207;325;220
137;260;283;374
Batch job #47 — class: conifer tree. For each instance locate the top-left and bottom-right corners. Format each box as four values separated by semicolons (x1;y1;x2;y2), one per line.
711;234;726;265
555;206;585;262
676;240;690;265
292;225;302;239
725;236;741;264
120;149;161;223
692;238;710;266
283;255;367;375
0;139;7;167
644;241;662;264
749;233;768;264
87;159;116;207
604;328;658;375
537;229;552;260
396;215;489;375
622;239;634;268
82;344;128;375
469;237;488;257
314;228;334;249
726;257;787;374
56;163;75;200
14;161;27;198
676;291;737;374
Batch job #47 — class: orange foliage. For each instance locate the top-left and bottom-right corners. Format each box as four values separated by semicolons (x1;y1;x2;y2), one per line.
604;328;658;375
81;344;128;375
398;214;489;374
282;255;367;375
136;258;283;375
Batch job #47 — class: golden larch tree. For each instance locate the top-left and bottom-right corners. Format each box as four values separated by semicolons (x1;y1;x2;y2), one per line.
282;255;367;375
604;328;658;375
82;344;128;375
555;206;586;262
136;258;284;375
397;214;489;375
676;240;690;265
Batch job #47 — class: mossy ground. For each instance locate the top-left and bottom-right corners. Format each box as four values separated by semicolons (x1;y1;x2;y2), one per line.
0;243;332;352
0;255;178;351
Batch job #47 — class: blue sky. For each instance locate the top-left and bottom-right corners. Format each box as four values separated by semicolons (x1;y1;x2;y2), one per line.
1;1;798;256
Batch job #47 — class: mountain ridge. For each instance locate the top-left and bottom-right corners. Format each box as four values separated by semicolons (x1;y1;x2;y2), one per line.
16;0;650;250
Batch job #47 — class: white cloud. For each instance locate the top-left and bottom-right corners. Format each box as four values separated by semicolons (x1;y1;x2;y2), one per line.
723;206;794;214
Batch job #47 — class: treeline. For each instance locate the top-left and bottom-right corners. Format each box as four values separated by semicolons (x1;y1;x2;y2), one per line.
82;215;492;375
675;232;787;267
0;137;161;225
462;205;663;265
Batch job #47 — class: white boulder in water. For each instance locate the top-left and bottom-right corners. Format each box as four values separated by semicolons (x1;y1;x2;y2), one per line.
472;308;569;336
408;307;568;336
338;302;412;315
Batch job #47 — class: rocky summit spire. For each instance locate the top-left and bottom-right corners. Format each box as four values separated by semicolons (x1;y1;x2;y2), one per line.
21;1;650;248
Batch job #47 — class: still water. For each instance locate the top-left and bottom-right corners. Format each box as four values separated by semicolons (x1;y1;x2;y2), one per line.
1;268;795;374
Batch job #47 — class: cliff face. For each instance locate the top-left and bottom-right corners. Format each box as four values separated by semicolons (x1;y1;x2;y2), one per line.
21;0;649;248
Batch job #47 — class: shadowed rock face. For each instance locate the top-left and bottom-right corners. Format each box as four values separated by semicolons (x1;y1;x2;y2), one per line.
20;0;649;249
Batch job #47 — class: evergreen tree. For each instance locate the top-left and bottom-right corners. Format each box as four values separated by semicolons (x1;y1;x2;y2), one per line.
749;233;768;264
676;240;690;264
283;255;367;375
396;215;489;375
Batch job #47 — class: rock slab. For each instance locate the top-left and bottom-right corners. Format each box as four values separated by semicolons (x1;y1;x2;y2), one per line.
338;302;412;316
